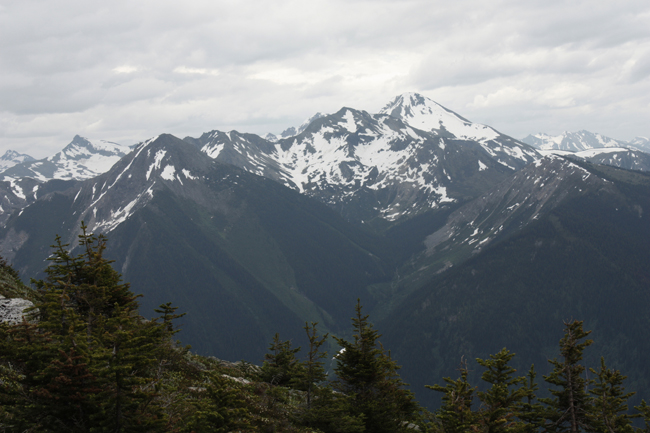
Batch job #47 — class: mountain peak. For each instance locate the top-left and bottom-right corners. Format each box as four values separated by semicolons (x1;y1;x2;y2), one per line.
381;92;467;119
279;112;329;139
1;135;132;182
57;135;131;159
0;150;35;172
69;134;213;235
380;93;503;143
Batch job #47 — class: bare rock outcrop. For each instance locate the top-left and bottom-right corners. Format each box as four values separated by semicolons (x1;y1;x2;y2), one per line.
0;295;34;324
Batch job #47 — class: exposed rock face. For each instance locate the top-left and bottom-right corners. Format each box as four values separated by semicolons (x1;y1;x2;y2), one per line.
0;295;34;324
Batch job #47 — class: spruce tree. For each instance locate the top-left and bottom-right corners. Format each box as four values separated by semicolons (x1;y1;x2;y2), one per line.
541;320;594;433
185;372;251;432
299;321;329;409
0;223;187;432
427;357;478;433
476;348;527;433
333;299;420;433
517;365;545;433
587;357;635;433
260;333;303;388
635;400;650;433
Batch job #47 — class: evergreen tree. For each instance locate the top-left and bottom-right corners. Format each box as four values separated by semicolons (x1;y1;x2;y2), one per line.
299;321;329;409
587;357;635;433
333;299;420;433
517;365;546;433
294;321;365;432
185;372;251;433
635;400;650;433
90;304;165;432
0;224;186;432
260;333;304;388
541;320;594;433
427;357;478;433
301;385;367;433
476;348;527;433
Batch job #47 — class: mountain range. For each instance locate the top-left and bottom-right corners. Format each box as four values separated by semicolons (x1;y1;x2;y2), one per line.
522;130;650;171
1;135;131;182
1;93;649;409
0;150;35;172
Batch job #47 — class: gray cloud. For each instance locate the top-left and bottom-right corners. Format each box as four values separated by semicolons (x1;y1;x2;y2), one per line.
0;0;649;158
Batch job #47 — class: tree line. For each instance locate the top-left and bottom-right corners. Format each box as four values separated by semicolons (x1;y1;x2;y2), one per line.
0;225;648;432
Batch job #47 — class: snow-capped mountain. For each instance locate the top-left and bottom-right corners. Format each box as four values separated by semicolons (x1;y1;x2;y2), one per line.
521;130;628;152
0;134;394;358
2;111;649;402
0;135;131;182
0;151;35;172
630;136;650;153
48;135;216;238
538;148;650;172
522;130;650;172
183;130;294;188
380;93;538;169
185;93;540;224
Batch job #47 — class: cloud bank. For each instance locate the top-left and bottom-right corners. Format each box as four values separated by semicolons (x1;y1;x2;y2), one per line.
1;0;649;157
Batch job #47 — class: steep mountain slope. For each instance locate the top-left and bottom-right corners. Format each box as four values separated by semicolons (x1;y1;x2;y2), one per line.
272;107;516;225
0;150;35;171
185;94;540;228
379;160;650;409
381;93;538;170
0;135;131;182
183;130;295;188
522;130;628;152
0;134;395;360
570;147;650;171
367;155;617;313
536;147;650;172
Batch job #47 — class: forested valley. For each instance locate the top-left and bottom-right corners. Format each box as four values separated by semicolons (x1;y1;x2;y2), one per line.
1;227;649;433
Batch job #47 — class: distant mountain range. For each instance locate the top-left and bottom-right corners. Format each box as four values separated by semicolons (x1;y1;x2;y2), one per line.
1;93;649;410
522;130;650;171
1;135;131;182
0;150;35;172
181;93;538;226
522;130;629;151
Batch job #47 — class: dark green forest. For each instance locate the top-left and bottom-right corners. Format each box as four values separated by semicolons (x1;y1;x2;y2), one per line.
1;227;650;432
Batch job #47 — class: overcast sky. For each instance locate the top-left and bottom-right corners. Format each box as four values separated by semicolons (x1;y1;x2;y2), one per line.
1;0;649;158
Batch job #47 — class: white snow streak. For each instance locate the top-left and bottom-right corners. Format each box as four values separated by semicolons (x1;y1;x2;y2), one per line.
146;150;167;180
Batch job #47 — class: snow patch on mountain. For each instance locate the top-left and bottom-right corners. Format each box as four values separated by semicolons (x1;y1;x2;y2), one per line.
341;110;358;133
8;179;25;200
522;131;628;152
160;165;176;181
577;147;629;158
1;135;131;182
146;150;167;180
182;169;197;180
0;151;35;171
